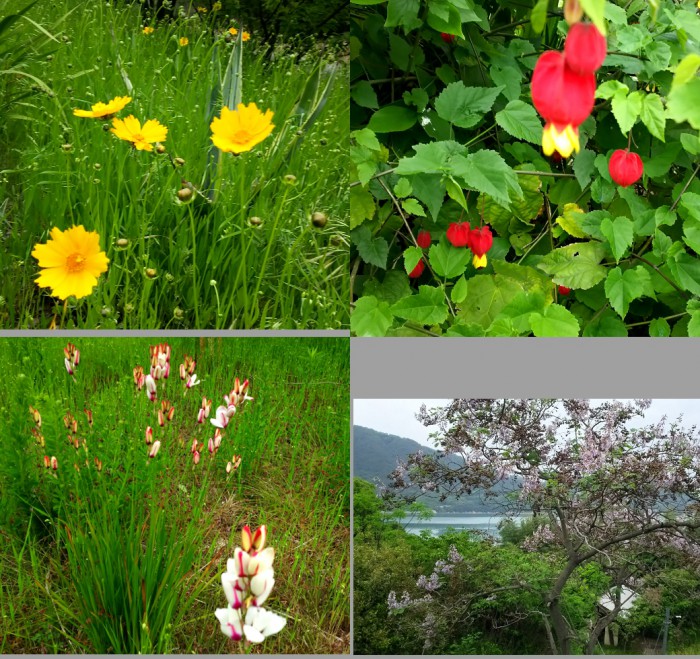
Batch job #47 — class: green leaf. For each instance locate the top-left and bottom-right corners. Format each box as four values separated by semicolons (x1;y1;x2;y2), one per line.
351;0;387;4
530;0;549;34
428;240;471;279
385;0;421;30
363;271;412;304
491;260;553;300
457;274;525;328
350;186;375;230
600;216;633;262
596;80;628;100
351;81;379;109
644;142;682;178
573;149;597;189
403;88;430;112
537;242;608;289
426;0;465;37
604;266;646;318
403;246;423;275
529;304;580;336
391;285;449;324
579;0;606;35
352;225;389;268
611;89;642;134
615;24;649;53
668;251;700;295
671;53;700;90
667;79;700;131
451;275;468;303
583;311;628;336
491;66;522;102
389;33;412;71
556;203;588;239
395;140;467;175
604;2;627;24
680;133;700;156
445;322;485;337
434;82;504;129
394;177;412;198
351;128;381;151
495;100;543;144
639;93;665;142
368;105;417;133
411;174;447;220
450;150;523;209
497;290;546;334
649;317;671;337
401;198;426;216
351;296;394;336
445;177;468;210
688;311;700;337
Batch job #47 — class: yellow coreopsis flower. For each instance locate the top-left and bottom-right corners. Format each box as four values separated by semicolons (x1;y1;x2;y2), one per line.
143;26;155;34
110;115;168;152
179;36;189;46
210;103;274;154
196;5;207;12
32;226;109;300
228;27;250;41
73;95;132;119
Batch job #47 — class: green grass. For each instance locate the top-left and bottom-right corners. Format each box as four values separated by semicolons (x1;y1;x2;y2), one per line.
0;336;350;653
0;0;349;329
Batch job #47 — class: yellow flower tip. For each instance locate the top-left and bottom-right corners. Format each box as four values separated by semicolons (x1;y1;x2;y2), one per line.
111;115;168;151
143;26;155;35
212;1;222;10
32;225;109;301
242;31;250;41
210;102;275;154
73;95;132;119
473;254;488;269
179;37;189;46
229;27;237;36
542;123;580;159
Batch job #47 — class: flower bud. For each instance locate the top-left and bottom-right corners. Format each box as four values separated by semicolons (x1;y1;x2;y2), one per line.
311;211;327;228
174;157;185;166
446;222;470;248
416;230;431;249
558;285;572;296
155;143;166;154
177;187;193;202
282;174;297;185
145;268;157;279
564;0;584;25
608;149;643;187
440;32;456;44
149;440;161;458
50;456;58;470
564;23;607;75
116;238;129;248
409;260;425;279
249;216;263;227
146;426;153;444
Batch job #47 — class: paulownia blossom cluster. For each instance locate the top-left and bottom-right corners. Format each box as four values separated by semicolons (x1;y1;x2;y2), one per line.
531;23;606;157
215;525;287;644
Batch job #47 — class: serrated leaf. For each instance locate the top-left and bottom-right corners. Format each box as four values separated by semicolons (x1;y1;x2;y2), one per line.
530;0;549;33
557;203;588;238
451;274;468;303
612;89;642;134
427;0;465;37
579;0;606;35
672;53;700;90
668;251;700;295
445;176;467;210
403;246;423;275
583;311;628;336
368;105;417;133
385;0;421;29
351;296;394;337
394;177;412;198
352;225;389;268
537;242;608;289
445;322;485;337
390;285;449;324
596;80;628;100
401;198;426;216
688;311;700;337
350;186;375;230
351;127;381;151
363;271;412;304
450;150;523;209
428;240;471;278
457;274;525;328
680;133;700;155
600;216;633;262
573;149;597;189
435;82;504;128
495;100;543;144
497;290;546;334
649;317;671;337
667;79;700;131
605;266;646;318
639;93;665;141
492;260;553;301
395;140;467;175
529;304;580;336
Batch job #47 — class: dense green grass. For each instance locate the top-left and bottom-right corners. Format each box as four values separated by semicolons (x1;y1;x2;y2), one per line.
0;0;349;329
0;336;350;653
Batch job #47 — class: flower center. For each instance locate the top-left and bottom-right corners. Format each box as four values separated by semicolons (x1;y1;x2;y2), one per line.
233;129;252;144
66;252;86;273
132;133;146;143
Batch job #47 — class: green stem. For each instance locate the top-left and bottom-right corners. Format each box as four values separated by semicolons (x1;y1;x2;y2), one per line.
188;206;201;327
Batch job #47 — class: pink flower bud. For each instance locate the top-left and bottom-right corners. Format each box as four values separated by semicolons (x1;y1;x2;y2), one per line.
50;456;58;470
158;410;165;427
179;363;187;380
149;440;161;458
241;525;253;552
193;450;200;465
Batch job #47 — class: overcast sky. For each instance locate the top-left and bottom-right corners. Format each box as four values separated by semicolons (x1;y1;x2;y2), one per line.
354;399;700;448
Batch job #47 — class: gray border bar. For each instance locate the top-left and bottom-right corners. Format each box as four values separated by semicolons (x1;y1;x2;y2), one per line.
350;338;700;398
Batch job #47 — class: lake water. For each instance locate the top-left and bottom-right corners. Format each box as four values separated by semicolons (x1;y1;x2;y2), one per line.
403;513;531;538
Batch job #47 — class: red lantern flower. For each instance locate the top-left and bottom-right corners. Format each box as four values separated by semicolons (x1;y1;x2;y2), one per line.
531;50;596;128
416;230;432;249
564;23;607;75
558;285;572;296
468;225;493;269
440;32;455;44
446;222;470;247
409;259;425;279
608;149;644;187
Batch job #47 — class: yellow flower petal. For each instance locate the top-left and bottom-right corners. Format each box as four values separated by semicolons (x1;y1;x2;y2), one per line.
210;102;275;153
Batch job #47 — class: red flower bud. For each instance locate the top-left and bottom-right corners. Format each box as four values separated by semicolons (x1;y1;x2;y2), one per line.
440;32;455;44
608;149;643;187
446;222;470;247
409;259;425;279
467;225;493;258
416;230;431;249
558;285;571;296
564;23;607;75
531;50;596;127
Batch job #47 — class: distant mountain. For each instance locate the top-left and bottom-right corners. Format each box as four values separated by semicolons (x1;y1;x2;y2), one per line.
353;425;521;514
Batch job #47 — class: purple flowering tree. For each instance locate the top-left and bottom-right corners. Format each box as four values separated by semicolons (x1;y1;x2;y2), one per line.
388;399;700;655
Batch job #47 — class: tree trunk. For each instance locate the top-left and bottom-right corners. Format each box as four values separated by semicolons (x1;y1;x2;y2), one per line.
547;558;580;654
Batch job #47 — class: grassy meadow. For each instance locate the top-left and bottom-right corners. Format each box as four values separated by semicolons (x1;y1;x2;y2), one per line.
0;0;349;329
0;336;350;653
